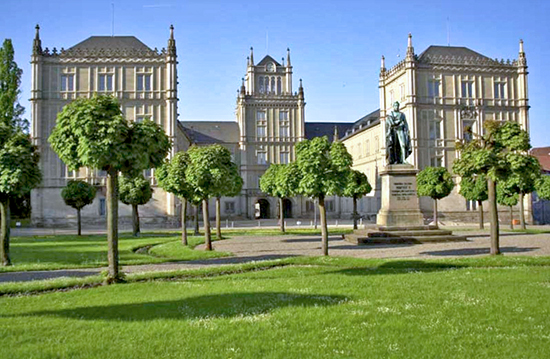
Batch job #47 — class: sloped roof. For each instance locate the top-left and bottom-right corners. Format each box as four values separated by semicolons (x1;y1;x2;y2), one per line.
180;121;239;144
58;36;161;58
417;45;500;66
69;36;153;51
531;146;550;172
257;55;281;67
338;109;381;140
305;122;355;140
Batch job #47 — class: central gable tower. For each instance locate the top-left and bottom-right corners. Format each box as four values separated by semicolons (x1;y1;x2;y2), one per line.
236;47;305;218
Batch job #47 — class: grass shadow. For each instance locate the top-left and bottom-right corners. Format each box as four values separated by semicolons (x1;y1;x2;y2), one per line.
334;260;465;276
9;292;347;321
282;236;343;243
419;246;539;257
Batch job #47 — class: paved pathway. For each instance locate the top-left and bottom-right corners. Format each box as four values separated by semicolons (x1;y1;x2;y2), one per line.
1;229;549;283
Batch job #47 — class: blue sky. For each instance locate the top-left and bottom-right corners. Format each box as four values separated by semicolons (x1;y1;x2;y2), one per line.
2;0;549;147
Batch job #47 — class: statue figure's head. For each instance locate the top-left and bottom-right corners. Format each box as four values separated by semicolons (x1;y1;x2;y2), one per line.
393;101;400;111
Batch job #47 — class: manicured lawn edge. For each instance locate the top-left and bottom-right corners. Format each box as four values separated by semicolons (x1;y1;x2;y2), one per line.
3;255;550;296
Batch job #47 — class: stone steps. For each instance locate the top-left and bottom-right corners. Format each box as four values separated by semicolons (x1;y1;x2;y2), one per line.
345;226;468;245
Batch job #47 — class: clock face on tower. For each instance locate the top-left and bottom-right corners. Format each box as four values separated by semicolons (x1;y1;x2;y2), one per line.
267;62;275;72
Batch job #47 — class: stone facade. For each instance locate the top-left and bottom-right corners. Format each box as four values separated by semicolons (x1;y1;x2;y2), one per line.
341;34;531;223
30;25;178;226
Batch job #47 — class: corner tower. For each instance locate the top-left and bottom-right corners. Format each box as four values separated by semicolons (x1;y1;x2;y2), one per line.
236;48;305;218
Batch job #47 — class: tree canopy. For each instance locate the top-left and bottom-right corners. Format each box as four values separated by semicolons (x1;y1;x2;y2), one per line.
49;95;170;176
0;39;26;130
417;166;454;200
536;176;550;201
343;170;372;200
61;180;96;210
119;174;152;207
459;175;488;203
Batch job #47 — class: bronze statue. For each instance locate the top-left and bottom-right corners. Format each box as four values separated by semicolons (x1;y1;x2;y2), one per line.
386;101;412;164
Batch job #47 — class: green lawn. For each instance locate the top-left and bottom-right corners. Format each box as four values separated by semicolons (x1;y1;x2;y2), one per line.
1;232;230;272
1;228;351;272
0;256;549;358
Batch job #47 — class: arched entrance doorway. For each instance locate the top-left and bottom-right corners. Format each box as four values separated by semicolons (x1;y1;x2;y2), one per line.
283;198;292;218
255;199;270;219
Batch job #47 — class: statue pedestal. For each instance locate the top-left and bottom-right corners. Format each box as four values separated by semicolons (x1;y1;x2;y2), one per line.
376;164;424;227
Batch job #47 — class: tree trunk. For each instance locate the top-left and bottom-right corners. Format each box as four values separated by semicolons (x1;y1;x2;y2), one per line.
216;197;221;240
0;198;11;266
194;204;200;235
318;195;328;256
181;198;188;245
132;204;140;237
106;169;121;282
478;200;484;230
202;199;212;250
487;177;500;255
279;197;285;233
519;192;526;230
352;196;358;230
77;207;82;236
509;206;514;230
433;199;438;228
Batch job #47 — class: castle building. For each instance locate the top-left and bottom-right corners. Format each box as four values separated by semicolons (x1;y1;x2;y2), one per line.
340;34;531;222
30;25;179;226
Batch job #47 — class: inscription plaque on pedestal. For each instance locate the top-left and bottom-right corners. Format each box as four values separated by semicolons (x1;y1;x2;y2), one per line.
376;164;424;227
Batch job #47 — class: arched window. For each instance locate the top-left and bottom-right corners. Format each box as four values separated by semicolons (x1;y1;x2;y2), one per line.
271;76;275;93
277;77;282;94
259;76;265;94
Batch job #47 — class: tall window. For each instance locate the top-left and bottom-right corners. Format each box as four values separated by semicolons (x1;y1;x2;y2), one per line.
462;119;475;142
98;70;113;92
279;111;289;137
60;74;74;92
461;79;474;98
400;83;405;101
136;68;152;91
259;77;265;94
270;76;276;93
374;136;379;153
257;150;267;165
430;150;443;167
277;77;282;94
256;111;267;138
99;198;106;216
428;79;440;98
365;139;370;156
280;152;289;164
494;78;506;99
423;110;442;142
389;90;394;104
136;105;152;122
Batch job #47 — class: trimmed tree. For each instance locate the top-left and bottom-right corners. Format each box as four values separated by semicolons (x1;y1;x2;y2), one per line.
210;147;243;241
260;163;301;233
119;174;152;237
0;128;41;265
342;170;372;230
61;180;97;236
186;145;243;247
497;180;519;230
49;95;170;282
459;175;488;229
505;155;540;229
0;39;42;266
156;151;194;245
417;166;455;227
453;120;531;255
295;136;352;255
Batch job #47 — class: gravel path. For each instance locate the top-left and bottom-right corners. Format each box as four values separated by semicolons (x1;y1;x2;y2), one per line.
1;230;549;283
